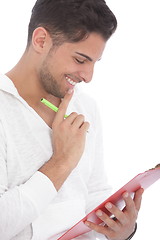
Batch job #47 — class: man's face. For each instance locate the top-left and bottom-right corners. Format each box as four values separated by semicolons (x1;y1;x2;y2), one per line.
38;33;106;98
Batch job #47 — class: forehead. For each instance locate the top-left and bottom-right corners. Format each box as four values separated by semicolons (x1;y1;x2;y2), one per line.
54;33;106;62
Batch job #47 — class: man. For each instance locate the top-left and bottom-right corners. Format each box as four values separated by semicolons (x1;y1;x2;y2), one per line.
0;0;143;239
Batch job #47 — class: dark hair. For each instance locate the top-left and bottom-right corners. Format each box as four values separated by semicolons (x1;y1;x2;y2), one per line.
27;0;117;47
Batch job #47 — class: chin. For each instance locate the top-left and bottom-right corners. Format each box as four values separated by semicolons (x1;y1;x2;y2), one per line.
51;91;65;99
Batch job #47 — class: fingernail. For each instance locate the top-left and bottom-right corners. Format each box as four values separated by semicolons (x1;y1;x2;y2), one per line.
106;202;112;209
124;192;129;198
96;210;103;217
85;221;90;227
68;89;73;94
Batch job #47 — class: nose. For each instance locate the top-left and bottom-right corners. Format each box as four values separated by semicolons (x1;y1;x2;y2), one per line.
79;65;94;83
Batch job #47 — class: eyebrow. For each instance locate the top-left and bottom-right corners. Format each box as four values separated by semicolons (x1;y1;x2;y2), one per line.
75;52;93;62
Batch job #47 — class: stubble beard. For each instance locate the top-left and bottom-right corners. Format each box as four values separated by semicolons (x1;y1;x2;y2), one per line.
39;60;65;99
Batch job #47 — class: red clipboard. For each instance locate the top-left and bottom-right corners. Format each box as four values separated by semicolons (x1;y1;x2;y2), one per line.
57;167;160;240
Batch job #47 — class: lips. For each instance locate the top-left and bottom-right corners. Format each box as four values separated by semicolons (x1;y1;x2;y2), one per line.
65;75;77;86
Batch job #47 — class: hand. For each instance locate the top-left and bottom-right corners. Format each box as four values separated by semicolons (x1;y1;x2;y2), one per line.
52;90;90;170
85;188;144;240
39;90;90;190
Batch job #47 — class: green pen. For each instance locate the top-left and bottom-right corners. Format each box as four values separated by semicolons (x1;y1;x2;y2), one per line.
41;98;68;118
41;98;89;133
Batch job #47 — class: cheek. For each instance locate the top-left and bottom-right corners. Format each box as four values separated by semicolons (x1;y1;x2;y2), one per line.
49;53;77;75
60;60;76;74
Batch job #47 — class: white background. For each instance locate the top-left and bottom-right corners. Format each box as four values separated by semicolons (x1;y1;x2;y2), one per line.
0;0;159;239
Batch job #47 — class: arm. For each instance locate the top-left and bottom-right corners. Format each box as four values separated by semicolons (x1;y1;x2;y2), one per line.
0;90;89;239
0;172;56;239
39;91;89;189
0;119;56;239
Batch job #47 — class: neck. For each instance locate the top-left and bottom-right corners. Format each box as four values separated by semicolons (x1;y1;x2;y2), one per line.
6;51;60;109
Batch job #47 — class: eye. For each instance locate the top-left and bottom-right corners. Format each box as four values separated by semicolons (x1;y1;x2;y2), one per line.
75;58;85;64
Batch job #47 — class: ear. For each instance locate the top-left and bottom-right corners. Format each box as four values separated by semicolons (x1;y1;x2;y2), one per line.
32;27;51;53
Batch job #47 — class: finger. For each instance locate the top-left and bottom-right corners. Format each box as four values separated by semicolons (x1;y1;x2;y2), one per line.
95;210;120;231
105;202;127;225
85;220;110;236
65;112;78;124
72;114;85;129
133;188;144;211
80;121;90;132
55;90;74;122
122;192;136;216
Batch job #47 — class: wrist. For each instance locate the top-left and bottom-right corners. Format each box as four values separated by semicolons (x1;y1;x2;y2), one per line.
125;223;137;240
39;157;72;190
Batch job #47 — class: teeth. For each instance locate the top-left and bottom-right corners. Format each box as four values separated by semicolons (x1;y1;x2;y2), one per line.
66;76;77;86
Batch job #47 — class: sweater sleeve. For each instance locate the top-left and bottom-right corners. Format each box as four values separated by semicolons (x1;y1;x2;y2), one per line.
0;120;57;240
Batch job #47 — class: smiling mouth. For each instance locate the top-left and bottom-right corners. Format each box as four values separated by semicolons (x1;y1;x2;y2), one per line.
65;75;77;86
